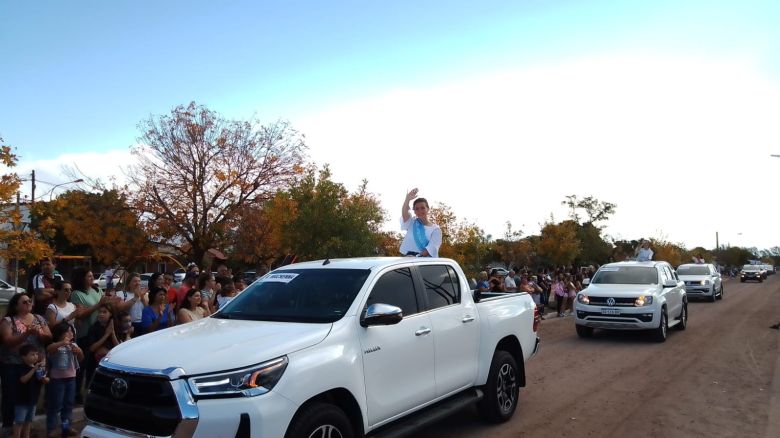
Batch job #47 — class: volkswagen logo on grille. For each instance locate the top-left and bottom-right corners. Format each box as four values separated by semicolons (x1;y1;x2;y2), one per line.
110;378;129;399
606;297;616;306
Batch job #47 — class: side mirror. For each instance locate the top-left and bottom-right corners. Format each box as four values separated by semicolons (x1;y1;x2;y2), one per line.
663;279;678;288
361;303;403;327
582;278;591;286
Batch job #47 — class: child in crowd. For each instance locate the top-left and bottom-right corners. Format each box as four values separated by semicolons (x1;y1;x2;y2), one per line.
14;344;49;438
46;322;83;437
114;311;134;343
216;282;238;310
88;305;119;364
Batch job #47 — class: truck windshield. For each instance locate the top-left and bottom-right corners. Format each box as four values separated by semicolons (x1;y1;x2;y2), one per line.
213;269;370;323
676;266;710;275
592;266;658;285
742;265;759;271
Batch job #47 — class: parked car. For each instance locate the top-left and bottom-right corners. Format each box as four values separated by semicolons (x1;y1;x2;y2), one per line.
490;267;510;277
96;272;123;291
676;263;723;302
0;279;25;305
83;257;540;437
173;268;186;283
574;261;687;342
740;264;765;282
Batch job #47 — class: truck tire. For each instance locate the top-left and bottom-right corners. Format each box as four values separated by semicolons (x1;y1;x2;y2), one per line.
652;310;668;342
675;302;687;331
478;350;519;423
709;291;716;302
717;286;724;300
286;402;354;438
576;325;594;338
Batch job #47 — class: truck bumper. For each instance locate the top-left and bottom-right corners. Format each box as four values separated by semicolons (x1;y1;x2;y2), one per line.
574;305;659;330
83;391;298;438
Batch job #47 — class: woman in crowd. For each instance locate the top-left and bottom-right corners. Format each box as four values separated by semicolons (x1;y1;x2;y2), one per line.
564;273;578;316
113;273;147;336
196;272;217;314
552;274;567;317
70;267;108;403
177;289;210;324
476;271;490;292
141;287;175;333
45;280;79;329
0;293;52;432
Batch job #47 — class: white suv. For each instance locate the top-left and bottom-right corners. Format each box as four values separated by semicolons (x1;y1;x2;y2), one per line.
676;263;723;302
574;261;687;342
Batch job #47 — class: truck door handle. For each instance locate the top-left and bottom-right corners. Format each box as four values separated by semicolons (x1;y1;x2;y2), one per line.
462;316;475;323
415;327;431;336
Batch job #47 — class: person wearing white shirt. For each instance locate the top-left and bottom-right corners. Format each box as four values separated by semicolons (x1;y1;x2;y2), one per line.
399;188;442;257
504;271;518;291
635;239;654;262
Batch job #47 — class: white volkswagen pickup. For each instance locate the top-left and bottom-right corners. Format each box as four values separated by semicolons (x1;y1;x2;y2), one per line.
574;261;688;342
82;257;540;438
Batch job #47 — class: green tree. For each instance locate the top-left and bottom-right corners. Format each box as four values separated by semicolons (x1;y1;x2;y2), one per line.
36;189;152;265
128;102;306;265
264;165;385;260
537;218;580;266
562;194;616;227
574;222;613;265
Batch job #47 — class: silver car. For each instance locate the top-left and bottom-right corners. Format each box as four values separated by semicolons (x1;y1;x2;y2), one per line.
0;279;25;305
676;263;723;302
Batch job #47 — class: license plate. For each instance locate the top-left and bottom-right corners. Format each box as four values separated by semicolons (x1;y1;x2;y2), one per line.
601;308;620;315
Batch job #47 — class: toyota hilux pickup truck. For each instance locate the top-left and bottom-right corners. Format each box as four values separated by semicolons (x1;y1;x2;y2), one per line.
574;261;687;342
82;257;540;438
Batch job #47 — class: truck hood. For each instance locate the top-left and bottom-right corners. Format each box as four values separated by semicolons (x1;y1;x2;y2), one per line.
103;317;332;375
584;284;659;296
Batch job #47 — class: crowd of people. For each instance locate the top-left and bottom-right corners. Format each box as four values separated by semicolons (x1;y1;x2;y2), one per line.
476;265;598;319
2;257;255;438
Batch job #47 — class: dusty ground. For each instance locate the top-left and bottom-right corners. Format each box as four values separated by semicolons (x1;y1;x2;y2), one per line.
415;275;780;438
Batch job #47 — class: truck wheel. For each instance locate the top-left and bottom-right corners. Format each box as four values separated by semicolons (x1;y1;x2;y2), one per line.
709;291;716;302
675;303;687;331
652;310;668;342
286;402;354;438
576;325;594;338
717;286;724;300
478;350;519;423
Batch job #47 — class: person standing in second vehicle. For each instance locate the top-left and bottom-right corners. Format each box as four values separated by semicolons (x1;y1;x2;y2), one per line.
635;239;654;262
399;188;442;257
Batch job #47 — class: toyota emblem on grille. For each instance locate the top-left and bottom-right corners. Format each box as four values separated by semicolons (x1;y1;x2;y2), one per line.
606;297;616;306
110;378;129;399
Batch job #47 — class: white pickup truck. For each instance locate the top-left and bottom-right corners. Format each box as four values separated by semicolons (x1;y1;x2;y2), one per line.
82;257;540;438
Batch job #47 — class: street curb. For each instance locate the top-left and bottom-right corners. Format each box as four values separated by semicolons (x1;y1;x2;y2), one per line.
31;406;84;433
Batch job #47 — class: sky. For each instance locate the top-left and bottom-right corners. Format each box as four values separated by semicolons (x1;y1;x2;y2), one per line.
2;0;779;251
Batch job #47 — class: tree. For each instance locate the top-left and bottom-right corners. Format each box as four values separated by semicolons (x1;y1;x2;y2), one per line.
128;102;306;264
562;195;616;227
0;138;52;271
263;166;385;261
36;189;152;265
574;222;613;265
537;218;581;267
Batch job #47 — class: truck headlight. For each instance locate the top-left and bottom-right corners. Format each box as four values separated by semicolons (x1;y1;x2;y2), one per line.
577;294;589;304
699;280;711;285
634;296;654;307
188;356;288;398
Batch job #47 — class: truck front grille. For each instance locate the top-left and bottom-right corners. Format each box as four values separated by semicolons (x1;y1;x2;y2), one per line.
85;366;181;436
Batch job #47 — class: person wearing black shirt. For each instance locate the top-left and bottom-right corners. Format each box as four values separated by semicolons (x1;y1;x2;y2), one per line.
14;344;48;438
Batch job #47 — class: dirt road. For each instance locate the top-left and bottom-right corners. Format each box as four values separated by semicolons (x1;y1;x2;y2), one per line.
414;275;780;438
